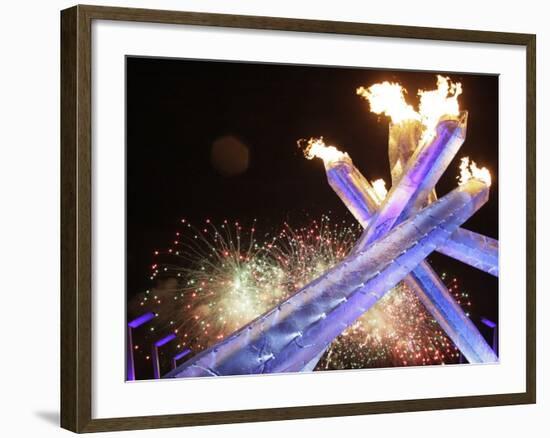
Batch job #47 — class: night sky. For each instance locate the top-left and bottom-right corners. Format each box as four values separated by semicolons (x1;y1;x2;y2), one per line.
126;56;499;340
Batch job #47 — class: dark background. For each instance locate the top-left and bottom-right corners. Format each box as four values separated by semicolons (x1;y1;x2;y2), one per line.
126;57;499;328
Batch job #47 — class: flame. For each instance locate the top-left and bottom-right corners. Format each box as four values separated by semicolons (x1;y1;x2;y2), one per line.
371;178;388;202
457;157;491;186
417;76;462;143
357;82;419;124
301;137;349;165
357;75;462;145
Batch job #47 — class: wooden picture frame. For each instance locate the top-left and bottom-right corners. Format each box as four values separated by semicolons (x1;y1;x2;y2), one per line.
61;4;536;432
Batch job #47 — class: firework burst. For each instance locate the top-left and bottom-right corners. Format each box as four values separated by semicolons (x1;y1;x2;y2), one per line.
318;281;460;370
128;216;469;376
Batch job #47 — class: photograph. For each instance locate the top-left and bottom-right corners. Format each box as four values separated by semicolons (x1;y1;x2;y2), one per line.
125;57;499;381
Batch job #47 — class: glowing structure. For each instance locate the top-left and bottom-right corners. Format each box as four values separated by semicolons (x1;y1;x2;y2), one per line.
152;333;177;379
166;180;488;377
436;228;498;276
166;75;498;378
481;317;499;354
387;119;498;276
127;311;155;381
358;77;498;276
321;144;496;363
172;348;192;370
321;127;497;276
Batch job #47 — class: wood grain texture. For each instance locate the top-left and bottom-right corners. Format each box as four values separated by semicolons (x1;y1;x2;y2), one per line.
60;5;78;432
60;4;537;433
525;33;536;405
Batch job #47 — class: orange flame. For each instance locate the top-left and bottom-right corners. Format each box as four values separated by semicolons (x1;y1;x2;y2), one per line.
457;157;491;186
417;76;462;144
356;82;419;124
301;138;349;165
357;75;462;145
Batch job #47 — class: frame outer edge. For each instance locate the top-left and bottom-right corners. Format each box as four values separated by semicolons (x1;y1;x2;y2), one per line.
61;5;94;433
77;3;94;432
60;4;537;432
525;34;536;403
60;5;79;433
76;4;534;45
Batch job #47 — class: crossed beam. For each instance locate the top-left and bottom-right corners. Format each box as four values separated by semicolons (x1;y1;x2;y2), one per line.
316;112;496;365
166;112;498;378
386;117;498;276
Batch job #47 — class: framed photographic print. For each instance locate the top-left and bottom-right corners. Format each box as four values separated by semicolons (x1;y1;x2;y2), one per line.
60;4;536;433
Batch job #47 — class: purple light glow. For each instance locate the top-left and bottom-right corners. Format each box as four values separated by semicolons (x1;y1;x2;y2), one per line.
128;311;156;381
174;348;192;361
481;317;497;329
128;312;155;328
174;348;191;360
155;333;177;347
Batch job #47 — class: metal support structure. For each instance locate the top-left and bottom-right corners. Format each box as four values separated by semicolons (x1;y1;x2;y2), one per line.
126;312;155;381
172;348;192;370
152;333;177;379
481;317;499;355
